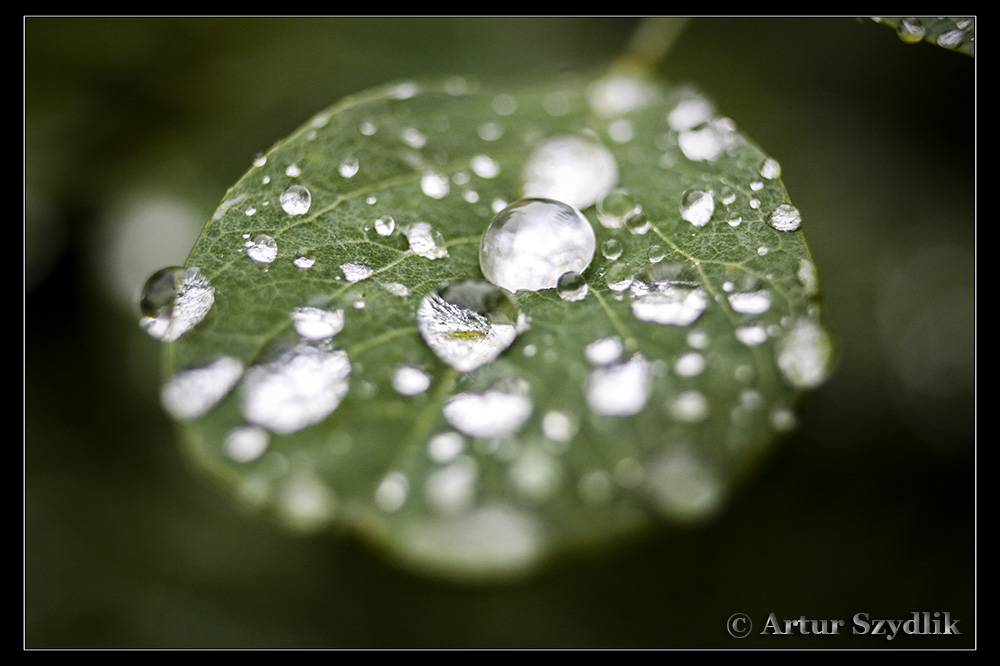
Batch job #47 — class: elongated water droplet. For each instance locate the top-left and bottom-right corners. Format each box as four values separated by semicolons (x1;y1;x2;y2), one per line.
768;204;802;232
775;318;834;389
280;184;311;216
416;280;526;372
240;341;351;435
522;134;618;210
139;266;216;342
479;198;595;293
160;356;244;420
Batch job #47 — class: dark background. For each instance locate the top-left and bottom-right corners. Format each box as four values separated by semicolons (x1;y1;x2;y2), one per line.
25;17;975;648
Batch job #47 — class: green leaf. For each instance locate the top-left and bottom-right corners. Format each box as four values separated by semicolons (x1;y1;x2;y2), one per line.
872;17;975;56
148;70;832;582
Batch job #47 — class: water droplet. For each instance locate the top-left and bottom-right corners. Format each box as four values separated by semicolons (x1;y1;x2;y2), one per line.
557;271;588;302
586;353;651;416
728;290;772;315
586;336;623;366
680;189;715;227
596;188;640;229
667;96;715;132
674;351;705;377
401;126;427;148
768;204;802;232
252;153;267;167
479;198;595;293
630;264;708;327
240;341;351;435
280;184;311;216
587;74;654;116
509;446;563;503
375;471;409;513
669;390;708;423
522;134;619;210
443;381;533;439
160;356;244;420
340;261;373;283
647;245;665;263
381;281;410;298
392;365;431;396
579;469;614;504
645;449;723;521
416;280;526;372
735;324;768;347
937;28;965;48
601;238;623;261
605;263;633;292
293;248;316;269
421;171;450;199
775;318;834;389
292;306;345;340
428;431;465;464
246;234;278;263
625;212;650;235
338;156;359;178
760;157;781;180
402;221;449;259
223;425;269;463
796;258;820;296
471;154;500;179
139;266;216;342
541;410;576;443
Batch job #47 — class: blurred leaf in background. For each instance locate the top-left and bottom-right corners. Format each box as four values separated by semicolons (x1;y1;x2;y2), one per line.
25;17;974;648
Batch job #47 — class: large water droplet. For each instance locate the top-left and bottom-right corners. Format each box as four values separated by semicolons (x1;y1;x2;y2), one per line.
416;280;526;372
775;318;834;389
160;355;244;420
139;266;216;342
240;340;352;435
679;189;715;227
280;184;311;216
479;198;596;293
768;204;802;232
522;134;618;210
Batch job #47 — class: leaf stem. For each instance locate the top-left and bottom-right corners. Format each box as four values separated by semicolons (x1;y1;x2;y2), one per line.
614;17;691;75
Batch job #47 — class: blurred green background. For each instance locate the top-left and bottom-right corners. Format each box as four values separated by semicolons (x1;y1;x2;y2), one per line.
25;17;974;648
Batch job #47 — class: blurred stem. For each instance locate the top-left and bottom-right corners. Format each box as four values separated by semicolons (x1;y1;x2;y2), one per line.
613;17;691;76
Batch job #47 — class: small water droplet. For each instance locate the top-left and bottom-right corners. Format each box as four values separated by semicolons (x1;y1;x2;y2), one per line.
645;449;723;521
246;234;278;264
735;324;769;347
796;258;820;296
596;188;640;229
775;318;834;389
479;198;596;292
680;189;715;227
139;266;216;342
541;410;576;443
509;446;563;503
416;280;526;372
223;425;269;463
392;365;431;396
401;126;427;148
601;238;623;260
293;248;316;269
669;390;708;423
338;156;359;178
522;134;619;210
625;212;650;235
556;271;589;301
292;306;345;340
240;340;352;435
579;469;614;504
252;153;267;167
667;96;715;132
375;471;409;513
768;204;802;232
760;157;781;180
647;245;665;263
421;171;450;199
428;431;465;464
605;263;633;292
402;221;449;259
586;353;651;416
340;261;373;283
674;351;705;377
443;381;533;439
471;154;500;179
381;281;410;298
586;336;624;366
160;356;244;420
728;289;772;315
